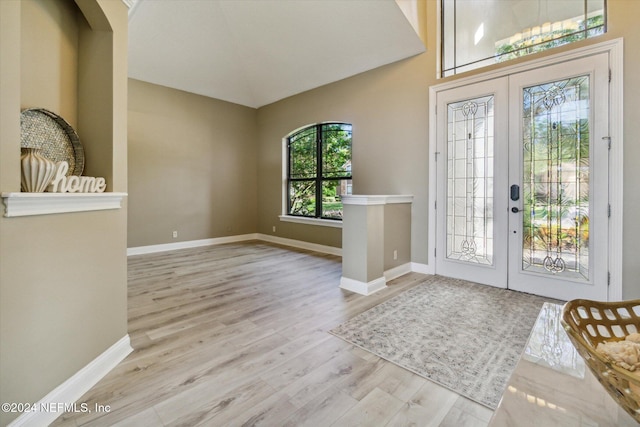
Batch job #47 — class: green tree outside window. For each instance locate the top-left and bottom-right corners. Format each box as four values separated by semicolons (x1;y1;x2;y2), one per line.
287;123;352;219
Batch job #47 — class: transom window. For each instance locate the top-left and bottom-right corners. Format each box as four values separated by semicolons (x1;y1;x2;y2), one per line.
286;123;352;220
441;0;606;77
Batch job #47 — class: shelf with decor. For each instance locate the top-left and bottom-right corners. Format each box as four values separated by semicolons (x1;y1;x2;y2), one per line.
4;107;127;218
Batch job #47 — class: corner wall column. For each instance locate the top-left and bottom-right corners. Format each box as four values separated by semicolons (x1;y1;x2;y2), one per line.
340;195;412;295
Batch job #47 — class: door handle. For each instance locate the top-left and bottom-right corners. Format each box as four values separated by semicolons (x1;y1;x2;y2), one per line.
511;207;521;213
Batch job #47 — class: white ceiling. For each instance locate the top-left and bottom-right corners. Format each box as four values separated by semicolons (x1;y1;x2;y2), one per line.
128;0;426;108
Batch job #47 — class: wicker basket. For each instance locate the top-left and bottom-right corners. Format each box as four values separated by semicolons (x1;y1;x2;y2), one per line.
561;299;640;422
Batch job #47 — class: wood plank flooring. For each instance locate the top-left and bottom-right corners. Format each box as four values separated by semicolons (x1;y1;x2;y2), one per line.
51;241;493;426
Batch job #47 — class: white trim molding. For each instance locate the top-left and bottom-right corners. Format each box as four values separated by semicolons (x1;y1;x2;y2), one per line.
410;262;433;275
384;262;413;282
8;335;132;427
257;233;342;256
606;38;624;301
127;234;260;256
341;195;413;205
278;215;343;228
1;192;127;217
339;276;387;296
128;233;342;257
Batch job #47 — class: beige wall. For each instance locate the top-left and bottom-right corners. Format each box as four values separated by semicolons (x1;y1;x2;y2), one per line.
256;23;432;257
127;79;258;247
20;0;79;127
342;201;412;283
0;1;129;425
341;204;384;283
256;0;640;298
384;203;412;271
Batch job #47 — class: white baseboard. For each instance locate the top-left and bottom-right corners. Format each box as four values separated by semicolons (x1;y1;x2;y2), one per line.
127;234;260;256
128;233;342;257
8;335;133;427
339;276;387;295
384;262;413;282
256;233;342;256
411;262;433;275
339;263;428;296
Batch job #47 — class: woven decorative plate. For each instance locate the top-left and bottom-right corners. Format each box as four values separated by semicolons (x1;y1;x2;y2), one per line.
562;299;640;422
20;108;84;176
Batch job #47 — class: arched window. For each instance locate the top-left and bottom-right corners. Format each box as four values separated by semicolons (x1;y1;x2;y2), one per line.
286;123;352;220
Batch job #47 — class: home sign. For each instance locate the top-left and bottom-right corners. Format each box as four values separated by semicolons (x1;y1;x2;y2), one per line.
47;161;106;193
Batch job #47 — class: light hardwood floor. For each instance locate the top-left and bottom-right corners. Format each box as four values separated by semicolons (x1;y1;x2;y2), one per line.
51;241;493;426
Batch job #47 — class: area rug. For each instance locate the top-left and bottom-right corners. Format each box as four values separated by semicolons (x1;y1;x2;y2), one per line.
330;275;559;409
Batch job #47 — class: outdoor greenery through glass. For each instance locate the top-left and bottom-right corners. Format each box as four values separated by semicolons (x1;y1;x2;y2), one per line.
442;0;606;77
521;76;590;280
495;14;605;63
287;123;352;219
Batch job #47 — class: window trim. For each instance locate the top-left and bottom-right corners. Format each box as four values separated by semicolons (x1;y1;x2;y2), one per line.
278;214;343;228
281;122;352;225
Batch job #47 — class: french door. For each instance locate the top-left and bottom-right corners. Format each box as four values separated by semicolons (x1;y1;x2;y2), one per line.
435;53;610;301
435;78;509;288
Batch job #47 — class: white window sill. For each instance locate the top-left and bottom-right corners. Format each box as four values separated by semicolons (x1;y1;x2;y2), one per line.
341;195;414;205
279;215;342;228
1;192;127;217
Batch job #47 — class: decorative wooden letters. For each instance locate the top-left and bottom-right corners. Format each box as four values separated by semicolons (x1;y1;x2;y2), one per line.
47;161;107;193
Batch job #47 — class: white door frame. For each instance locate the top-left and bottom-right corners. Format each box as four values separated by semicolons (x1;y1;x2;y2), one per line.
428;38;624;301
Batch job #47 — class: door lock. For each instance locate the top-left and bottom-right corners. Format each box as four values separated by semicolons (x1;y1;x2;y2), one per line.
510;184;520;201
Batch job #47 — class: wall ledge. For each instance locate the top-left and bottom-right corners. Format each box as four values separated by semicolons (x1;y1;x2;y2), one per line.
1;192;127;217
341;195;413;205
278;215;343;228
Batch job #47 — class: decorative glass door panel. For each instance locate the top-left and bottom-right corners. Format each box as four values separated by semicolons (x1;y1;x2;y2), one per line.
446;96;494;266
508;52;609;301
521;77;590;281
436;78;508;288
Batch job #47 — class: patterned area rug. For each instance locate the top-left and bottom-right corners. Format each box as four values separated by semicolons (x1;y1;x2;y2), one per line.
330;275;559;409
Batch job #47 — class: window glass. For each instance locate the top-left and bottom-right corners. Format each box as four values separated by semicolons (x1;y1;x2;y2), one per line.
289;127;317;179
322;123;352;178
288;180;316;217
442;0;606;77
286;123;352;219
